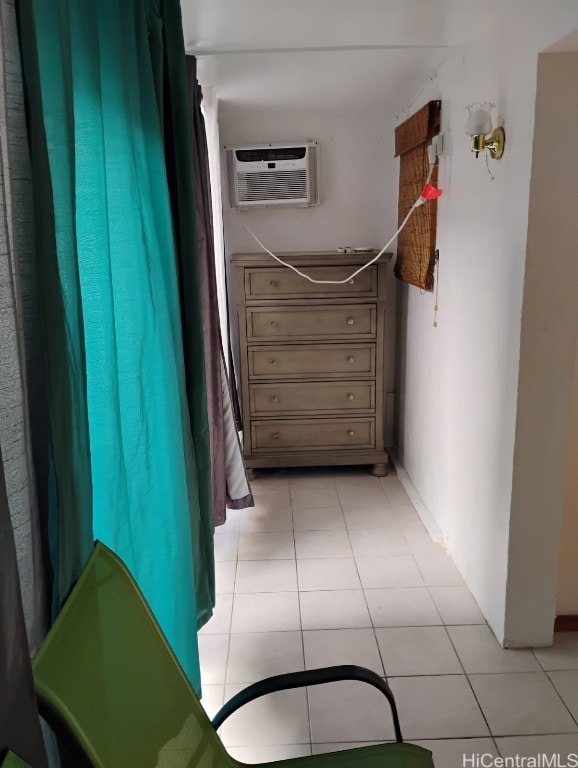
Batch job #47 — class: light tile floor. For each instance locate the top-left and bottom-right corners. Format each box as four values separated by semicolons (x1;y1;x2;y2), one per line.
200;467;578;766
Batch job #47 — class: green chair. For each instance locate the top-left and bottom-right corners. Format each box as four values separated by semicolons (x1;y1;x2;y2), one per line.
0;751;33;768
33;542;434;767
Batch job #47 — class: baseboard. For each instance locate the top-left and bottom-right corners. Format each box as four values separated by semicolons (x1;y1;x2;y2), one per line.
555;615;578;632
388;450;444;545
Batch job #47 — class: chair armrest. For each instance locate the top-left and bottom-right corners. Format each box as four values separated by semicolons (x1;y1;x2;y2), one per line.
211;664;403;743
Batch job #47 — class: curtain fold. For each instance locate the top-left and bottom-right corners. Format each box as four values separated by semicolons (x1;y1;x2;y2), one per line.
19;0;94;620
219;353;254;510
200;86;229;363
197;79;243;432
186;55;253;526
158;17;215;626
0;449;48;767
0;0;48;652
0;2;48;760
19;0;213;691
186;55;226;530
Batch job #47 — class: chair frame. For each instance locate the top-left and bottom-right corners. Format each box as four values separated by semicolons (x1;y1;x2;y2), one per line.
32;542;408;766
36;665;403;765
212;664;403;743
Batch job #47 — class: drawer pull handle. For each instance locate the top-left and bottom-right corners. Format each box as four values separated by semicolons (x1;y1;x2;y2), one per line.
347;430;355;437
269;280;278;287
272;432;280;440
349;279;355;285
347;318;355;325
269;358;278;365
271;396;280;404
269;320;276;326
347;393;355;401
347;356;355;364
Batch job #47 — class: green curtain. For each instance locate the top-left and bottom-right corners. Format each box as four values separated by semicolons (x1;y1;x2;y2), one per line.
19;0;214;693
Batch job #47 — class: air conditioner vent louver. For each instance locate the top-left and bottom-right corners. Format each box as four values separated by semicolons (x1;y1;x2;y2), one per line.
238;170;308;202
236;147;307;163
226;142;318;208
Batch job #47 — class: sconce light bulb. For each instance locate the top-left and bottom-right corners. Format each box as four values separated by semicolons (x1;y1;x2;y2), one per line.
465;104;493;137
466;110;492;136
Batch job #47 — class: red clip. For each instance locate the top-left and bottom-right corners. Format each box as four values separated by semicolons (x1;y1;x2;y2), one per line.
421;183;443;200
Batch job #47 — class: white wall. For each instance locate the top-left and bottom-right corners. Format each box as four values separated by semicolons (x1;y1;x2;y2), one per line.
557;338;578;615
219;106;397;253
505;52;578;644
219;105;399;434
395;7;578;645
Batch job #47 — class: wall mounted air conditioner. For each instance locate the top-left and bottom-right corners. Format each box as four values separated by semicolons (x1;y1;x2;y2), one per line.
226;141;319;209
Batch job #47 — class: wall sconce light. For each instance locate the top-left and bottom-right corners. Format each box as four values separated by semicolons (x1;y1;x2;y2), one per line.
465;103;505;159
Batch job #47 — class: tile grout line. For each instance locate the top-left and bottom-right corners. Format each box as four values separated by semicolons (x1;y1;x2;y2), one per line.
444;624;510;742
490;735;502;758
222;554;238;691
400;532;450;625
300;475;366;749
338;481;389;678
292;500;314;753
543;669;578;729
215;511;240;745
444;643;566;751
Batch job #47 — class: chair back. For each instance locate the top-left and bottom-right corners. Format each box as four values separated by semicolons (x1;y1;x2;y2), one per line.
33;542;232;768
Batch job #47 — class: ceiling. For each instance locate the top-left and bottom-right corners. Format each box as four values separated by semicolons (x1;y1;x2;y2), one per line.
180;0;516;115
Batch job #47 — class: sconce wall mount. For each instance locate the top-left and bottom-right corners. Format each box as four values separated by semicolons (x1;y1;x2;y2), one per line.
469;126;505;159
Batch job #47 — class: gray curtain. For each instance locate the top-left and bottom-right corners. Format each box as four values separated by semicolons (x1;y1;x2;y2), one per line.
0;0;49;654
0;0;48;650
0;0;49;762
186;56;253;524
0;0;47;652
0;452;47;766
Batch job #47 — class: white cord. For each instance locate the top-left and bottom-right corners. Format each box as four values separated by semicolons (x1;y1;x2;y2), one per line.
242;162;435;285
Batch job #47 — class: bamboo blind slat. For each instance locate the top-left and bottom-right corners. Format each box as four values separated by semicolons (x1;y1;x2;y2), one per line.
394;102;430;157
394;101;441;292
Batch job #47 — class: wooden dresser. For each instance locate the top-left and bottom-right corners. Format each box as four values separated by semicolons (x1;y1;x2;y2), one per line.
231;251;392;477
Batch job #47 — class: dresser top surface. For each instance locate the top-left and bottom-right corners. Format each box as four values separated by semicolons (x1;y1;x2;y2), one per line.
230;251;393;267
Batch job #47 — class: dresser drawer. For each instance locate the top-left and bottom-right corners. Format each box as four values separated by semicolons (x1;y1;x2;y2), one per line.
248;344;375;379
251;418;375;452
245;266;377;300
246;305;376;342
249;381;375;416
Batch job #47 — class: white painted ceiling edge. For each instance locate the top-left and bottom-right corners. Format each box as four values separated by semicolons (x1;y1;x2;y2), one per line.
181;0;513;50
180;0;528;115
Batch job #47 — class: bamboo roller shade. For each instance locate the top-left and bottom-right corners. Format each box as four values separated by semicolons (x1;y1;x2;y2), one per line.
394;100;441;292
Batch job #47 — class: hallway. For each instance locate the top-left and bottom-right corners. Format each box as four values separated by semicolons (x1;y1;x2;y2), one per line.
198;468;578;765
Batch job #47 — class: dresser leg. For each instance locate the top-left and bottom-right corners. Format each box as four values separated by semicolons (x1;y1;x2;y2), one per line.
246;468;257;481
371;463;389;478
